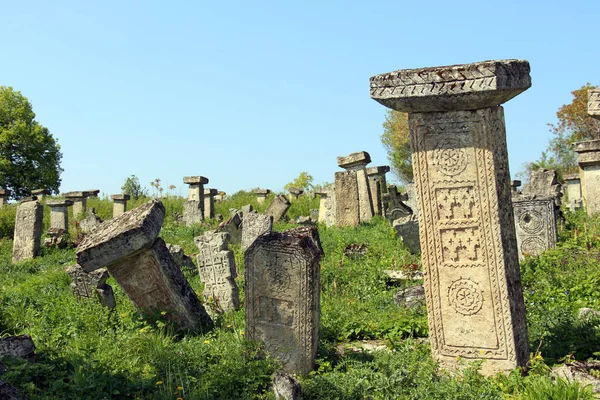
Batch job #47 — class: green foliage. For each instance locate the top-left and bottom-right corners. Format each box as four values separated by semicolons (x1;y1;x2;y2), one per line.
0;203;16;239
121;175;148;200
381;109;413;183
0;86;63;199
524;83;600;178
284;171;314;192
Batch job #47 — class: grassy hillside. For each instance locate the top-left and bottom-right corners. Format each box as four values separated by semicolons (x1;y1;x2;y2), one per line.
0;195;597;399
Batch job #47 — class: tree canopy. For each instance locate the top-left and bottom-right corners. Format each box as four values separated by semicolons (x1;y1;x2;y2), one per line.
380;109;413;183
0;87;62;199
284;172;314;192
523;83;600;178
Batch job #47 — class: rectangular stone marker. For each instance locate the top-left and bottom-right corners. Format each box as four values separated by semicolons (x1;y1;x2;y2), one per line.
64;191;87;217
574;140;600;216
288;187;303;201
314;185;335;227
183;176;209;225
65;264;115;308
366;165;390;216
589;89;600;120
512;198;557;260
218;211;243;244
203;188;218;220
245;226;322;376
12;198;43;263
338;151;374;223
563;173;582;211
76;199;213;330
0;189;10;208
370;59;530;375
195;231;240;311
241;211;273;251
111;194;130;218
255;189;271;204
382;185;412;223
265;195;291;223
334;171;360;227
47;199;73;232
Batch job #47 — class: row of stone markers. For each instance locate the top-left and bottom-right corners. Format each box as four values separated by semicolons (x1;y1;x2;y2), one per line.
181;176;223;225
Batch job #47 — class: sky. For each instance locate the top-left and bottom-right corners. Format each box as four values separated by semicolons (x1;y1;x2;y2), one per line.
1;0;598;197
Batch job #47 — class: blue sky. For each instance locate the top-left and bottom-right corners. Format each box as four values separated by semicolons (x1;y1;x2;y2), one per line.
2;1;598;197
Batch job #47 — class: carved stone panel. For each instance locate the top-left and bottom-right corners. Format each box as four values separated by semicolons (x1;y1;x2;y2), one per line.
12;200;43;263
241;211;273;252
245;227;321;376
409;108;528;375
195;231;240;311
183;200;203;226
512;198;557;259
334;171;360;227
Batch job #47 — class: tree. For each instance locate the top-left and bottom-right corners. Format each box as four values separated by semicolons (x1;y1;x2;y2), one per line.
380;109;413;183
284;172;313;192
0;86;63;199
121;175;148;200
524;83;600;178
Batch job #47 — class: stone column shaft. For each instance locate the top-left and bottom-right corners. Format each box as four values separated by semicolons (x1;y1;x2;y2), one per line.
47;200;73;232
203;188;218;220
370;59;531;375
111;194;130;218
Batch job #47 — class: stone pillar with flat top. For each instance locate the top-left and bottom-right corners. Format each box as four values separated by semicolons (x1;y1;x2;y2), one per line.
64;191;87;218
370;59;530;375
366;165;390;216
337;151;374;224
255;189;271;205
183;176;208;226
111;194;130;218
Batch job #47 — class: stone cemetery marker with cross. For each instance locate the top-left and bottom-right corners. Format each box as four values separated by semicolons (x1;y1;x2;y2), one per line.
370;59;530;375
194;230;240;311
245;226;322;376
76;199;213;331
12;197;44;263
65;264;115;308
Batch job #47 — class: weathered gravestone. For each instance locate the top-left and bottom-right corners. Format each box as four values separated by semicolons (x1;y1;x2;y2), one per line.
241;204;254;217
334;170;360;227
573;140;600;216
0;189;10;209
166;243;197;274
511;197;558;260
255;188;271;204
76;199;213;330
218;211;243;245
314;186;336;227
266;195;291;223
245;226;322;376
392;215;421;254
111;194;130;218
12;197;43;263
203;188;218;220
288;187;303;201
382;185;413;223
241;211;273;252
366;165;390;216
522;168;562;203
45;199;73;248
195;230;240;311
183;176;208;226
370;59;530;375
78;208;103;234
31;188;50;200
64;191;87;218
65;264;115;308
336;151;374;224
563;173;582;211
589;89;600;120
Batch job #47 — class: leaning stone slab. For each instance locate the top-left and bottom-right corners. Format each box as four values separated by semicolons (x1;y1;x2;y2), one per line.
370;59;530;375
76;200;212;330
266;195;291;223
78;208;103;234
12;198;43;263
589;89;600;120
195;230;240;311
76;200;164;270
512;197;557;260
241;211;273;251
65;264;115;308
245;226;322;376
218;211;243;244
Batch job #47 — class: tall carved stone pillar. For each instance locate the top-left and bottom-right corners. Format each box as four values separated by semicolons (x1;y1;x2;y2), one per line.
576;90;600;215
370;59;530;375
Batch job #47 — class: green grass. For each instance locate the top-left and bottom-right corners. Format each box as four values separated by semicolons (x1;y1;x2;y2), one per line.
0;193;597;398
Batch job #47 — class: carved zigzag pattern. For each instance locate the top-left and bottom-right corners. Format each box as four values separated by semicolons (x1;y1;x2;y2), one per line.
370;61;530;98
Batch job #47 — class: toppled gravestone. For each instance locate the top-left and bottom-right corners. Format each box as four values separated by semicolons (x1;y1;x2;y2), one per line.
245;226;322;376
78;208;103;234
394;285;425;309
392;215;420;254
76;199;213;331
272;371;301;400
218;211;243;245
12;197;44;263
195;230;240;312
241;211;273;252
65;264;115;308
0;335;35;361
265;195;291;223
